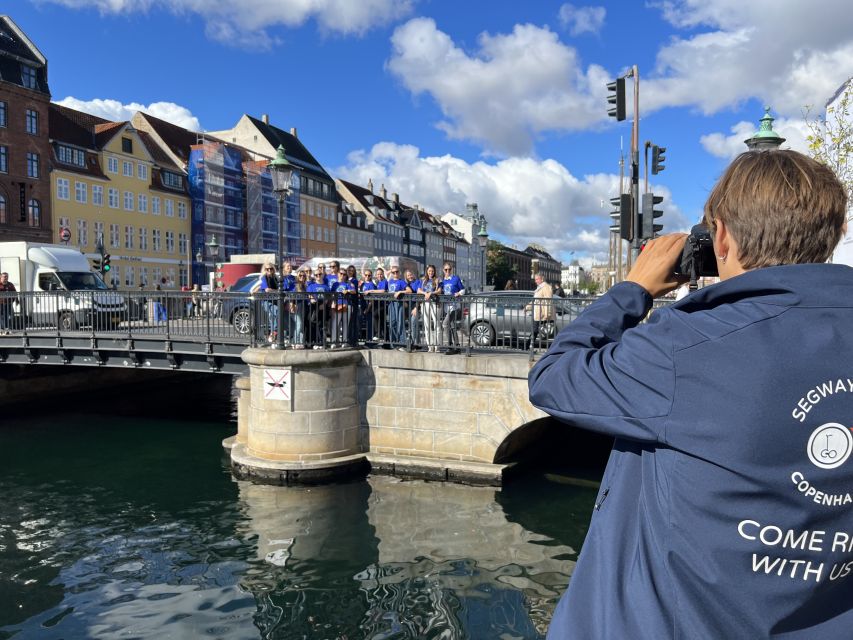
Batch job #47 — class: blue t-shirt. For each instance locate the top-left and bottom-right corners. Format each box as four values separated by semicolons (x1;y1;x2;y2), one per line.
387;278;408;293
407;279;422;293
441;275;464;296
307;282;329;302
420;278;438;294
373;279;388;292
258;274;277;292
324;273;339;288
280;274;296;292
334;279;355;304
360;280;376;293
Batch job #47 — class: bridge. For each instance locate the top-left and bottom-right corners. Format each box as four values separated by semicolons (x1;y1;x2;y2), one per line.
0;290;627;485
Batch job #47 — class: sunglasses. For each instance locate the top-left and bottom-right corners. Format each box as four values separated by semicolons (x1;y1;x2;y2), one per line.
265;268;275;271
443;268;451;271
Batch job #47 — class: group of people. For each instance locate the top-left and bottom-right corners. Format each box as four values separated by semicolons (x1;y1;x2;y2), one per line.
251;259;466;352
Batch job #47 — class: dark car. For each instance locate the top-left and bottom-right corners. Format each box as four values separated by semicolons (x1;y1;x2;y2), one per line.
219;273;261;334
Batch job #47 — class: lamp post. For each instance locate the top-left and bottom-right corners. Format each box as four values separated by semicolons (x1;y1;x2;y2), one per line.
268;145;298;350
476;217;488;292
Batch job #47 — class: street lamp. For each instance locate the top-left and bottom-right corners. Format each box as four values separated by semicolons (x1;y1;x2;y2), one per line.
207;234;220;289
476;217;488;292
268;145;299;350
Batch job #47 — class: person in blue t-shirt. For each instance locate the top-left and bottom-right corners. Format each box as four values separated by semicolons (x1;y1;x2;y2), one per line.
279;261;296;292
359;268;376;345
372;268;389;344
251;262;280;342
324;260;341;289
386;266;409;349
306;271;329;348
344;265;360;347
404;269;422;348
440;262;465;354
332;275;355;347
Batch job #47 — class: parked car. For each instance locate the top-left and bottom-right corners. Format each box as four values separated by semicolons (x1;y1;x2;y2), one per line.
219;273;261;334
462;291;586;347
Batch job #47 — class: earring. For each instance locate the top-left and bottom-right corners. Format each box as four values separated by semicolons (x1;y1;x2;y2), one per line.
717;255;727;264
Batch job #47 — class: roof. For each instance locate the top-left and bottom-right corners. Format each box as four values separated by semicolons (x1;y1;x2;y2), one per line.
93;121;126;148
0;16;49;95
245;115;331;181
49;103;109;149
133;111;200;166
137;130;182;172
337;178;403;226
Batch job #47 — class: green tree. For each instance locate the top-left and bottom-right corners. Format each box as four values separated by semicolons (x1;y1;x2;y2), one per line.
804;79;853;197
486;240;516;289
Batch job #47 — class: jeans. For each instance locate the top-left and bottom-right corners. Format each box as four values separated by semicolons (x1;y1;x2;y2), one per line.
263;300;278;336
154;302;167;322
442;304;460;347
0;303;12;330
389;302;405;347
290;310;304;345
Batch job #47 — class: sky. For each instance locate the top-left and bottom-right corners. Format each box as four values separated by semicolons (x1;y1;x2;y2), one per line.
10;0;853;266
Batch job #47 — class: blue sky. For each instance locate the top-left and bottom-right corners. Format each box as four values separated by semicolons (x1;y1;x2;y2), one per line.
13;1;853;265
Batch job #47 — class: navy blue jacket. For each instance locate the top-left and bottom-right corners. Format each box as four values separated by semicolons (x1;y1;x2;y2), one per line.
529;265;853;639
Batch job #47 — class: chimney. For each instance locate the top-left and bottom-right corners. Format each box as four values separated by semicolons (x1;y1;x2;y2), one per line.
380;183;387;199
367;179;374;193
392;192;399;204
290;127;298;138
262;114;269;124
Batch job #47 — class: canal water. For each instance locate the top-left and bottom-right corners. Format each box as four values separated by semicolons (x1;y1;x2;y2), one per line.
0;374;599;639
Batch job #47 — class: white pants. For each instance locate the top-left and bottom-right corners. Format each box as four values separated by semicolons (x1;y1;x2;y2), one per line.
422;301;440;348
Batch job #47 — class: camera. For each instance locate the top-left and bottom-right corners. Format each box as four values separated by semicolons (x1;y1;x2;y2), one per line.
674;224;718;280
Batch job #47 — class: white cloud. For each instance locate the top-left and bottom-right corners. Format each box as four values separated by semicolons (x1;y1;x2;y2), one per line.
336;142;688;262
644;0;853;117
558;4;606;36
55;96;202;130
38;0;413;48
387;18;610;156
699;115;811;160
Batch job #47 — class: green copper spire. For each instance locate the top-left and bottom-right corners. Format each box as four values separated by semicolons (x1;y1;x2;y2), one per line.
745;106;786;150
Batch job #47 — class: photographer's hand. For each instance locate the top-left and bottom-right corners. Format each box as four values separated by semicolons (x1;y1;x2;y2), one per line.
626;233;689;298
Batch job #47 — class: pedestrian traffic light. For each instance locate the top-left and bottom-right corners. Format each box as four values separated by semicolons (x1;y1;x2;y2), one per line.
102;253;111;273
92;257;101;272
642;192;664;239
606;77;626;121
609;193;633;241
651;145;666;175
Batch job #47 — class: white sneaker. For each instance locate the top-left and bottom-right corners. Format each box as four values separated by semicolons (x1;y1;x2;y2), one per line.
313;345;322;350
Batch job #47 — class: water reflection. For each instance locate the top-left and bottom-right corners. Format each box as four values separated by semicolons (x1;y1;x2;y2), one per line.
0;378;595;639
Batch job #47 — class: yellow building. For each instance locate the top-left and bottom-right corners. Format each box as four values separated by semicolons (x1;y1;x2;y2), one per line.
49;104;192;288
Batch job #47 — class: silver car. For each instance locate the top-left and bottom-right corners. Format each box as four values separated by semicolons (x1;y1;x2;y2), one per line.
462;291;586;347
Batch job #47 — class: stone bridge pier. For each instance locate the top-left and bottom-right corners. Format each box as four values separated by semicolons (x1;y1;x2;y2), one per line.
229;349;549;486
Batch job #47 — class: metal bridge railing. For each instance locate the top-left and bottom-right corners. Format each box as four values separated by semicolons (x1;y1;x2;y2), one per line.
0;290;672;356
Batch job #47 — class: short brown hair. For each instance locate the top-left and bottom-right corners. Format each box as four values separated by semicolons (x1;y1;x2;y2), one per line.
703;150;847;268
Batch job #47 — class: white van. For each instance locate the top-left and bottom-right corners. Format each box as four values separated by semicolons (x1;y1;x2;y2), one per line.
0;242;126;330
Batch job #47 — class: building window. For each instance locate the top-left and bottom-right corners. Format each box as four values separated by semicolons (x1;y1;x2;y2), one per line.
139;227;148;251
152;229;161;252
177;202;186;219
27;199;40;227
75;181;87;204
77;219;88;246
137;164;147;181
125;225;134;249
330;228;335;244
92;185;103;206
25;109;39;135
165;199;174;217
122;161;133;177
165;230;174;253
179;233;187;255
108;188;119;208
107;157;118;173
21;65;37;89
0;101;6;127
323;227;329;243
125;266;135;287
58;145;85;167
301;222;306;239
123;191;134;211
151;196;160;215
56;178;70;200
138;194;147;213
0;194;6;224
110;223;119;247
140;267;148;285
122;138;133;153
162;172;182;189
26;153;39;178
0;145;6;173
308;225;314;240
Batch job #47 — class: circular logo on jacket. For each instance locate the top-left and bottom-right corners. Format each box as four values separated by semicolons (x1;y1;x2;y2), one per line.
807;423;852;470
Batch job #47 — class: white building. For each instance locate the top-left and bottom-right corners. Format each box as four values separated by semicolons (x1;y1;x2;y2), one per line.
441;203;488;291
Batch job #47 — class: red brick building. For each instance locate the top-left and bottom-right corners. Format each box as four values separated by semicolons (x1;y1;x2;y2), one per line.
0;15;52;242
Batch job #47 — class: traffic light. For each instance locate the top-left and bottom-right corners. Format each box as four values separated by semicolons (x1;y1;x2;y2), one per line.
92;257;101;272
102;253;111;273
606;77;626;121
651;145;666;175
642;192;664;239
609;193;633;241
